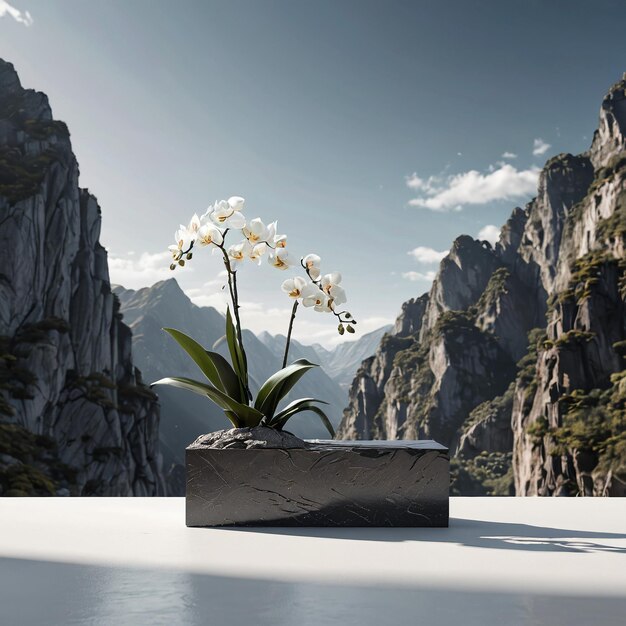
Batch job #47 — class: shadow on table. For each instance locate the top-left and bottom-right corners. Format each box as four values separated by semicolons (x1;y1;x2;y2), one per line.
227;518;626;553
2;555;626;626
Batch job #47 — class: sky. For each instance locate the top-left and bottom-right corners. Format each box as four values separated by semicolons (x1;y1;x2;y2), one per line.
1;0;626;346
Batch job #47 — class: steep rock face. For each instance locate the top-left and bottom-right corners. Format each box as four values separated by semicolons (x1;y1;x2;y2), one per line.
0;60;164;496
393;294;429;336
512;77;626;496
513;201;626;494
420;236;501;336
340;74;626;496
338;333;416;440
458;384;514;459
338;236;514;449
589;73;626;170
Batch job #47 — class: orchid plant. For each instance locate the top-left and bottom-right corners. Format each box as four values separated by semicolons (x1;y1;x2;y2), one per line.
152;196;357;437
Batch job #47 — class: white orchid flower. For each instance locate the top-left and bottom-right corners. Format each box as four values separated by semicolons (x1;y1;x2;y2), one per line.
321;272;341;292
274;233;287;248
228;196;245;212
210;199;246;229
268;247;291;270
303;253;321;280
266;221;277;242
187;213;201;236
169;224;195;257
281;276;307;299
329;285;347;306
228;240;252;269
321;272;347;306
243;218;269;244
249;242;266;265
301;283;331;312
197;223;223;247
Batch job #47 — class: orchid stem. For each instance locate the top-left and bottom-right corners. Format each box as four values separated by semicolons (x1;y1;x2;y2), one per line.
282;300;299;369
218;242;252;401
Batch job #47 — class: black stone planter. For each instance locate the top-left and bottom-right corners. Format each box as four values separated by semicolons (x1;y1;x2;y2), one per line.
186;438;449;527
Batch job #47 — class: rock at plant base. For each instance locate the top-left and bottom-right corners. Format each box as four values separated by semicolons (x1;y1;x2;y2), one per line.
190;427;307;450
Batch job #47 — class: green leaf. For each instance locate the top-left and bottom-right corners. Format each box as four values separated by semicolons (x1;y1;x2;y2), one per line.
151;376;263;427
270;399;335;438
271;397;329;421
204;350;243;401
254;359;318;419
163;328;241;399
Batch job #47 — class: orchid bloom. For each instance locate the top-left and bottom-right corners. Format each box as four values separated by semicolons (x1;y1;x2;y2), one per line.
197;223;223;247
209;198;246;229
228;240;251;269
273;233;287;248
303;253;321;280
266;221;277;243
168;224;195;258
268;247;291;270
187;213;201;237
281;276;307;299
301;283;331;312
168;194;356;339
248;242;266;265
243;218;269;245
321;272;347;306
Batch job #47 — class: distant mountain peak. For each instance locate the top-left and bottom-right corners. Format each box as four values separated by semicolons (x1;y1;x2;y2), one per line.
152;277;188;298
0;59;21;92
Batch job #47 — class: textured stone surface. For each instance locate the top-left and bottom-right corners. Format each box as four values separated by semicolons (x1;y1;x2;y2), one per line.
190;427;307;450
186;439;449;527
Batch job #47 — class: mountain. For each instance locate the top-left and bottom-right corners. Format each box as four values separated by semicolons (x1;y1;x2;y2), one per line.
307;325;392;390
113;279;349;477
338;74;626;497
0;60;164;496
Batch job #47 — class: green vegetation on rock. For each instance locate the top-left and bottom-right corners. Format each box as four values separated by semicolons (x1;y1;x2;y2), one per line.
473;267;510;314
0;422;76;496
464;382;514;432
553;372;626;476
450;451;514;496
0;145;65;204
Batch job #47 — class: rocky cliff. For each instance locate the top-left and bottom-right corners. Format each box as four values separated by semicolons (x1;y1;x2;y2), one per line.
0;60;165;496
338;74;626;497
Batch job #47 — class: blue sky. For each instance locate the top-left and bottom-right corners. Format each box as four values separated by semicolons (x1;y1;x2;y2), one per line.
2;0;626;345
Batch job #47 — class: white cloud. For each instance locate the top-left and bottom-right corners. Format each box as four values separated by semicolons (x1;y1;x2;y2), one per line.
408;164;540;212
184;272;230;309
477;224;501;245
185;290;229;311
108;251;185;289
501;151;517;159
0;0;33;25
407;246;447;264
402;270;436;282
405;173;442;194
532;138;551;156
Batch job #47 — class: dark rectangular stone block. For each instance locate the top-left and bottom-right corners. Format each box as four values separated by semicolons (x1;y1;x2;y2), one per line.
186;439;449;527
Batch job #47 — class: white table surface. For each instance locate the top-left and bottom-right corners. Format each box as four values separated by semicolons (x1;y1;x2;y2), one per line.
0;497;625;626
